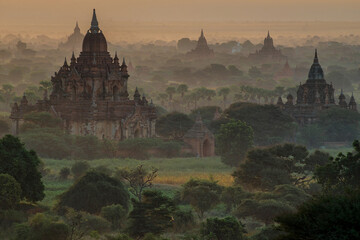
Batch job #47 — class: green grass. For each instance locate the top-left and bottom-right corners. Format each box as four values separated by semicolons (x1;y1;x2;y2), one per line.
40;156;234;207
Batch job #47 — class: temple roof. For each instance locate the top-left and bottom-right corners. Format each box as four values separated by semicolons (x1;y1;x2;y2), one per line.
308;49;324;80
184;114;214;139
82;9;107;53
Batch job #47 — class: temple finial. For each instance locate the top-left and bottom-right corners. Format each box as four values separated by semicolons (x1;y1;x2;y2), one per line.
90;9;100;33
267;30;270;37
64;57;68;66
201;29;204;37
314;49;319;63
122;57;126;66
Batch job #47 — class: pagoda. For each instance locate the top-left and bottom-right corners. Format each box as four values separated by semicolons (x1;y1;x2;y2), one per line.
279;50;356;124
59;21;85;51
186;29;214;58
249;31;286;61
11;9;157;140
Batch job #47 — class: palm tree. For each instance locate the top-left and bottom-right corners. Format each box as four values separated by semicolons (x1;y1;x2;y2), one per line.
177;84;188;99
218;87;230;108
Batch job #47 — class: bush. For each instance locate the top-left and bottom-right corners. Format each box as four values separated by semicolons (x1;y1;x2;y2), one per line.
15;213;69;240
0;174;21;209
59;167;70;180
57;171;129;214
201;216;246;240
172;208;195;232
0;209;27;229
71;161;90;179
101;204;127;229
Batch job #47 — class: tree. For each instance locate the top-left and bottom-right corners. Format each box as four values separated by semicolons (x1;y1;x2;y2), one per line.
127;190;175;238
181;179;223;218
177;84;188;99
189;106;221;128
71;161;90;179
201;216;246;240
276;193;360;240
221;185;252;211
315;140;360;193
0;84;15;105
23;112;62;129
233;144;328;191
218;87;230;107
212;102;296;145
0;135;44;202
155;112;194;140
116;165;158;202
0;120;9;136
59;167;71;180
216;120;254;167
317;106;360;142
0;174;21;209
57;171;129;214
101;204;127;230
165;87;176;101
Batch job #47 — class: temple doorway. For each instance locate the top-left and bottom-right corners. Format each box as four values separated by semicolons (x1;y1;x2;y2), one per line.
203;139;212;157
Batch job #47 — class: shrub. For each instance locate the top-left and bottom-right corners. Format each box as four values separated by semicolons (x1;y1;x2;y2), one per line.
57;172;129;214
0;174;21;209
59;167;70;180
71;161;90;179
201;216;246;240
101;204;127;229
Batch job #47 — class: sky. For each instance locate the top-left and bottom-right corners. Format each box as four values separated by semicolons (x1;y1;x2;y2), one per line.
1;0;360;24
0;0;360;42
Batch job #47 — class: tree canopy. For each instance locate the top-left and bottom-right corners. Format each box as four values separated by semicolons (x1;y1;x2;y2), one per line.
0;135;44;202
57;171;129;214
155;112;194;140
216;119;254;167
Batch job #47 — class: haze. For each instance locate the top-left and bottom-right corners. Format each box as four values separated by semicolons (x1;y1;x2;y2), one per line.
1;0;360;43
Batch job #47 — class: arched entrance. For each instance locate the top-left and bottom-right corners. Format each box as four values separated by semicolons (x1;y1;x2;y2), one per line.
203;139;212;157
113;86;119;101
134;128;141;138
71;86;77;101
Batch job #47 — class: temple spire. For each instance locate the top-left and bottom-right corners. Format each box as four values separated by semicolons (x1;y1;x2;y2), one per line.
267;30;270;38
63;57;68;66
90;9;100;33
314;49;319;63
201;29;204;38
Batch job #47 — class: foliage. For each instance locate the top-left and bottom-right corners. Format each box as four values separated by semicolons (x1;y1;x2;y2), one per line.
221;185;252;211
172;207;195;232
71;161;90;179
235;199;295;225
181;179;223;218
116;165;158;202
212;102;296;145
0;174;21;209
0;209;27;230
59;167;71;180
317;106;360;142
276;193;360;240
127;190;175;238
216;119;254;166
23;111;62;128
0;135;44;202
57;171;129;214
201;216;246;240
296;124;324;148
15;213;69;240
156;112;194;140
101;204;127;229
189;106;221;128
73;135;103;160
0;119;9;135
315;140;360;193
233;143;329;191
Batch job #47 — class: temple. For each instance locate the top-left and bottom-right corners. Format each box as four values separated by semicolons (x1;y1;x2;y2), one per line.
183;114;215;157
249;31;286;61
59;21;85;51
275;59;294;80
186;29;214;58
10;9;157;140
279;50;357;124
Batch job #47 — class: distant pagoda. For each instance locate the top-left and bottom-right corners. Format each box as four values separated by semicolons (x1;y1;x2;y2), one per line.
59;21;85;51
186;29;214;58
249;31;286;61
275;59;294;80
279;50;357;125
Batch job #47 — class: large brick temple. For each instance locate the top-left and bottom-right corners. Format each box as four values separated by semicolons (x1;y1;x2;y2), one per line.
278;50;357;124
10;9;157;140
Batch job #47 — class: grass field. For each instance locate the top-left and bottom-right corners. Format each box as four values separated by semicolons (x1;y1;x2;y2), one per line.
40;156;234;207
40;147;353;207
